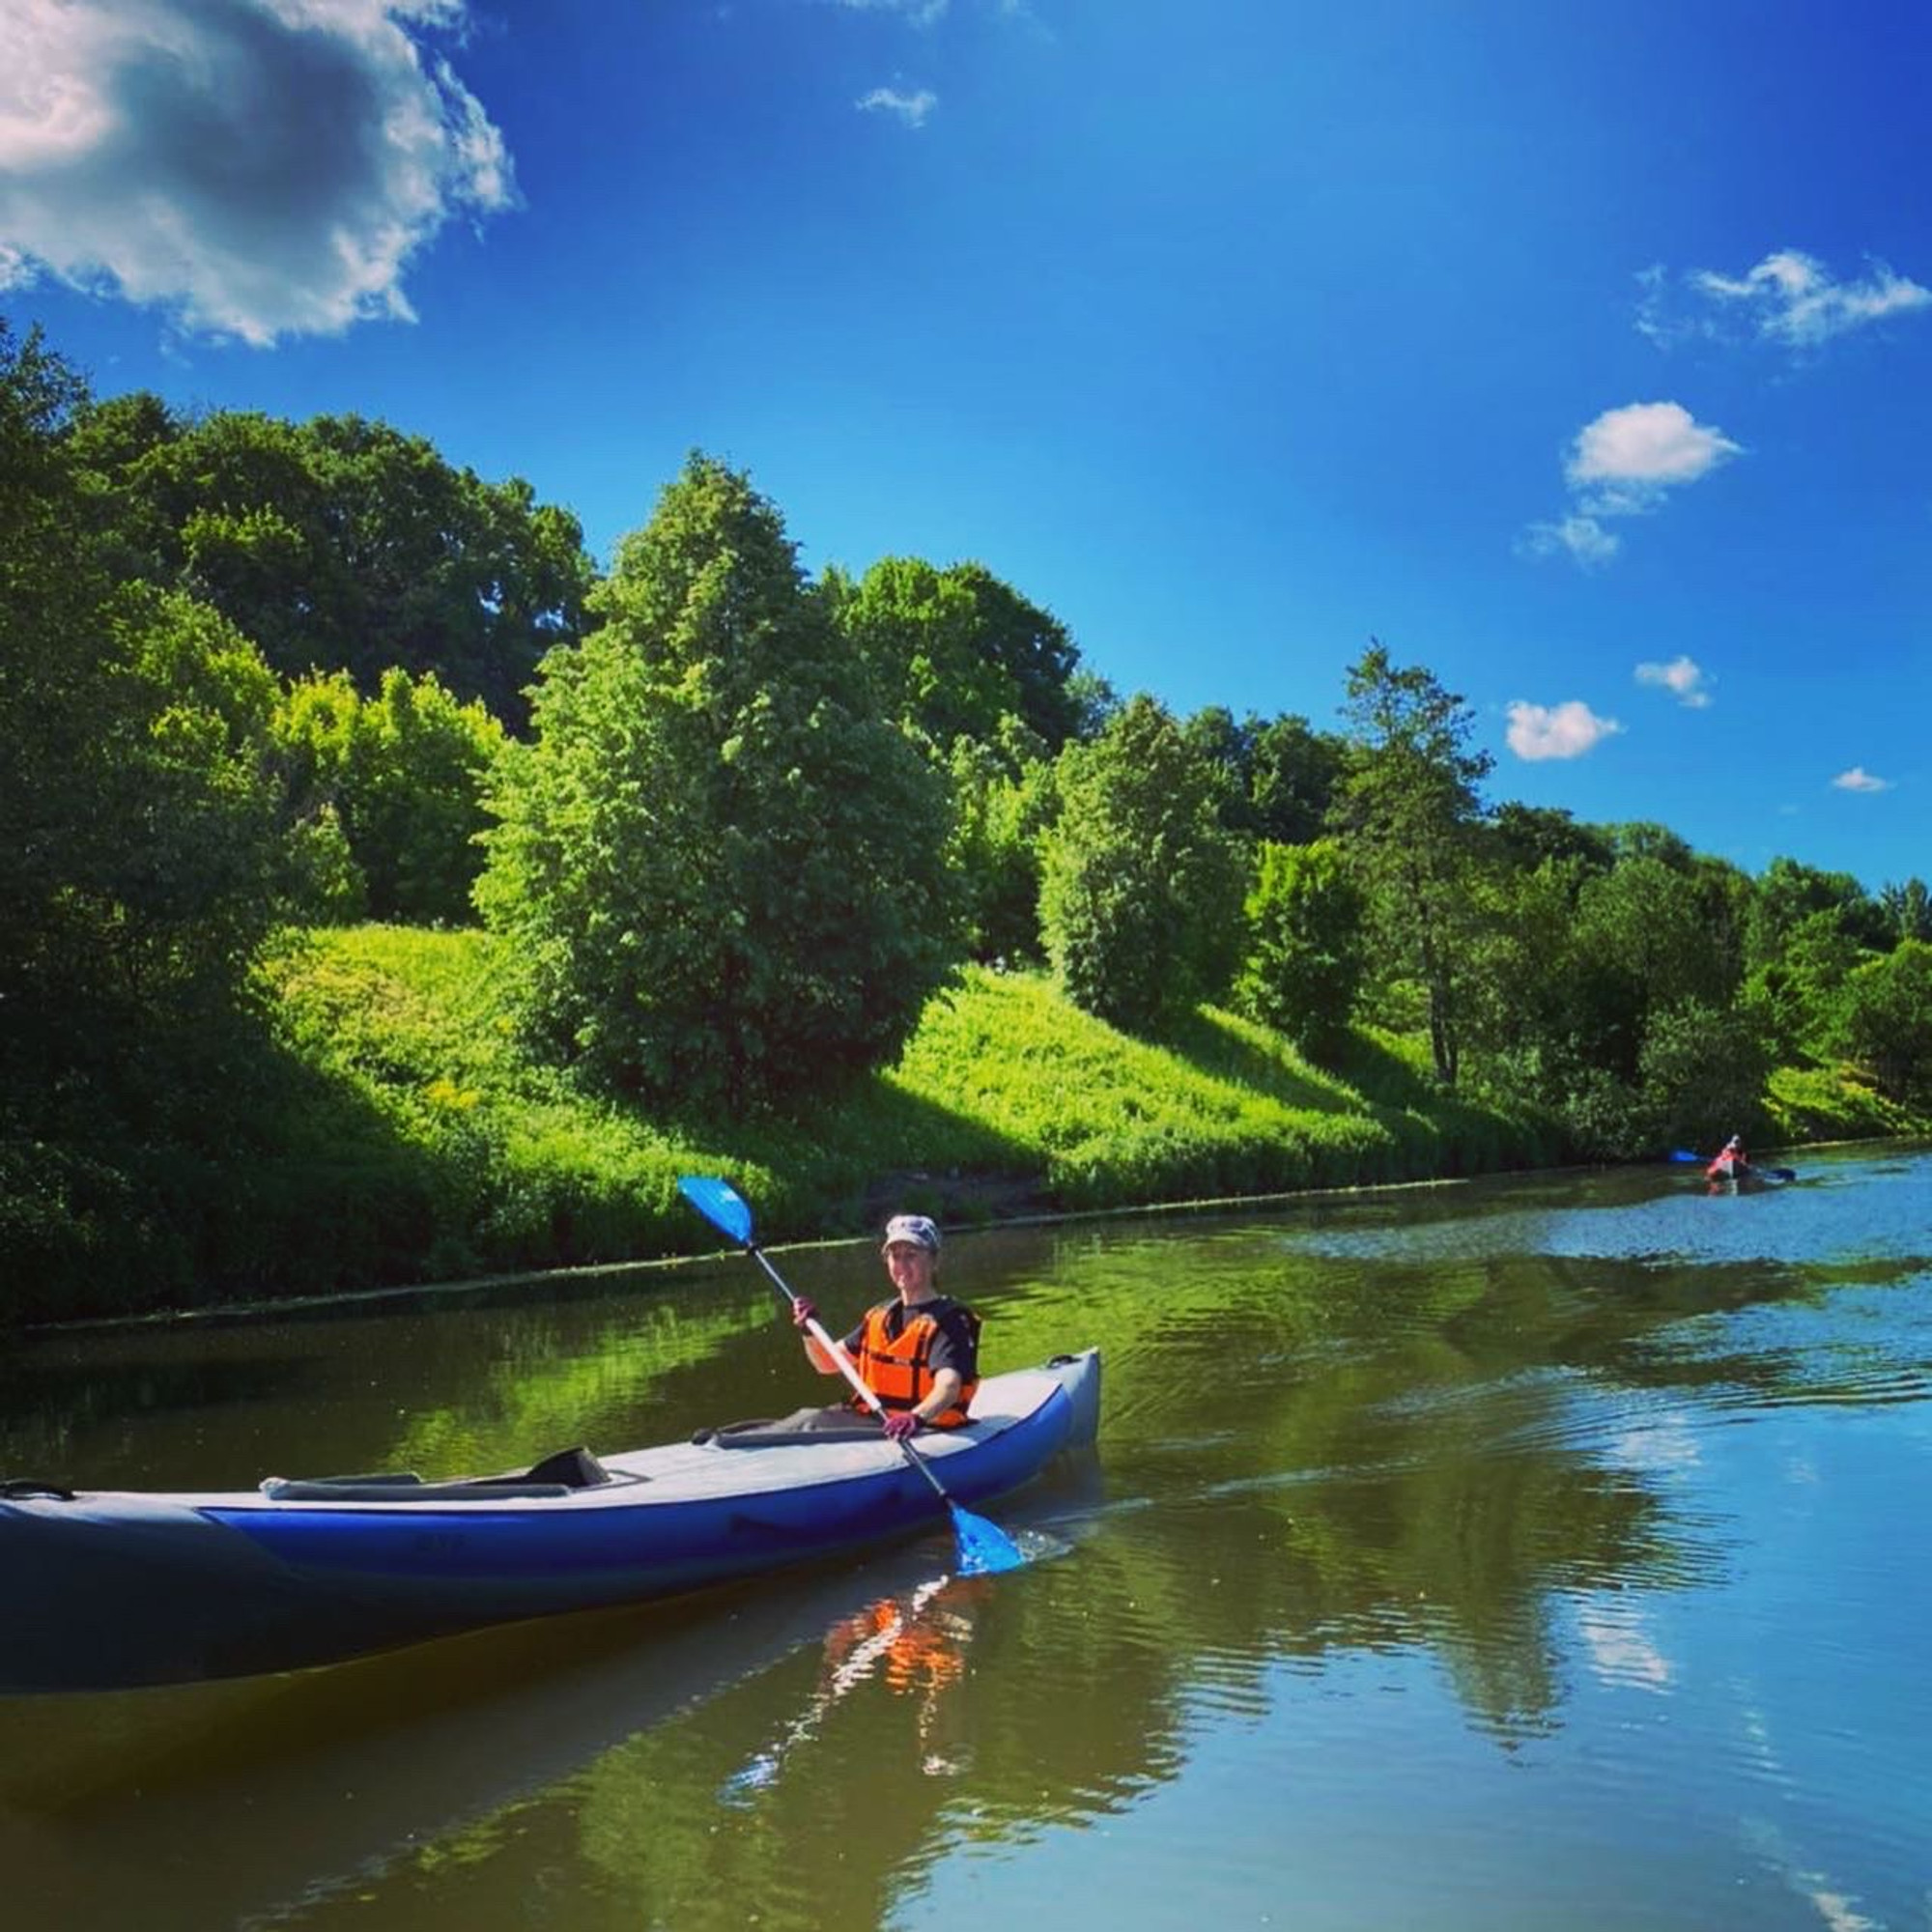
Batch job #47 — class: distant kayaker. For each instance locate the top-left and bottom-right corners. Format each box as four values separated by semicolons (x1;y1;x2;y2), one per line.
1706;1133;1749;1180
785;1213;981;1437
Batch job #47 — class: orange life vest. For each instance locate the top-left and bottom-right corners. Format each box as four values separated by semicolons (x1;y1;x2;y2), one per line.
847;1300;980;1427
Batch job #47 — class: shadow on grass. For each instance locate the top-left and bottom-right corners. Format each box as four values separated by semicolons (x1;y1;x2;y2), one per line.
3;1003;475;1325
1163;1009;1371;1116
687;1072;1046;1245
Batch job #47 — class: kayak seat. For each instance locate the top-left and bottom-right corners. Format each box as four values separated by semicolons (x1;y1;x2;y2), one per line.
496;1445;612;1489
261;1478;577;1501
258;1446;619;1503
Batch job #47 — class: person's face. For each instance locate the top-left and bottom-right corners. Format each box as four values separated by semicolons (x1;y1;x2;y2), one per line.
882;1240;936;1295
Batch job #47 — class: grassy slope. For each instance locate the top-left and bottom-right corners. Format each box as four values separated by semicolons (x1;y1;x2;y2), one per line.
258;925;1552;1294
27;922;1905;1322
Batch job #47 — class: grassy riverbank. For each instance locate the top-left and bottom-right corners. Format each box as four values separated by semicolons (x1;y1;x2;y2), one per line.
12;923;1917;1326
264;923;1552;1267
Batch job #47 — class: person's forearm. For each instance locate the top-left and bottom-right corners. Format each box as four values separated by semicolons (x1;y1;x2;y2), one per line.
912;1370;963;1422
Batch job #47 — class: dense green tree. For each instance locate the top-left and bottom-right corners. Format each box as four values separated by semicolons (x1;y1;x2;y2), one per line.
1879;877;1932;945
945;732;1058;965
477;454;956;1110
826;556;1082;756
1039;695;1246;1033
1636;995;1773;1154
1065;666;1122;742
1568;856;1727;1082
1487;803;1616;876
1183;706;1346;845
1234;838;1367;1051
1833;939;1932;1106
1745;856;1888;970
273;667;506;923
66;397;594;725
1329;644;1492;1084
1746;907;1874;1065
1;329;281;1065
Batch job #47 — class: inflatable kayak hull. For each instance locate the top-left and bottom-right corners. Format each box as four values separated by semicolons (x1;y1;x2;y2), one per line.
0;1350;1099;1692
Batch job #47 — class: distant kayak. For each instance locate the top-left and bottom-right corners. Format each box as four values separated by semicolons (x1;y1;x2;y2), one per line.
1701;1159;1797;1191
0;1349;1100;1693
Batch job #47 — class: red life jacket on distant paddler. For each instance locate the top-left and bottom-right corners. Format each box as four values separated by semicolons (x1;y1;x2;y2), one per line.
847;1300;980;1427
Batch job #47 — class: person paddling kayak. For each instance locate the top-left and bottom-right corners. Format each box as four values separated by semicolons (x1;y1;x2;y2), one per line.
785;1213;981;1438
1706;1133;1750;1182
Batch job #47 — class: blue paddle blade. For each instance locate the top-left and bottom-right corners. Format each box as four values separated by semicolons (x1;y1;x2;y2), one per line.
1668;1150;1702;1163
950;1505;1027;1577
678;1175;753;1246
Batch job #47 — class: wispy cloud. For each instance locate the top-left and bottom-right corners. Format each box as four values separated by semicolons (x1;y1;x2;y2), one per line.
1635;654;1714;709
1832;767;1891;794
1520;513;1621;568
1523;402;1740;568
1506;699;1624;762
856;85;938;128
1639;249;1931;351
0;0;515;347
838;0;950;19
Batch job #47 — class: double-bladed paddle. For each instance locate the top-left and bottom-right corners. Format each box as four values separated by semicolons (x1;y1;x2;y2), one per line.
1670;1149;1798;1182
676;1176;1025;1577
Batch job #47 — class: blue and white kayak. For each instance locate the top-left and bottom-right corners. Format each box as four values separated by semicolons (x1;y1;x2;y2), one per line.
0;1349;1100;1693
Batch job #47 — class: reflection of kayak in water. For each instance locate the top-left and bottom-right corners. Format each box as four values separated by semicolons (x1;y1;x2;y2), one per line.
0;1350;1100;1692
0;1527;1060;1932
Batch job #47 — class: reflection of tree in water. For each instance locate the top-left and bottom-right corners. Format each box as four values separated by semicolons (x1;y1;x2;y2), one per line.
1021;1236;1852;1750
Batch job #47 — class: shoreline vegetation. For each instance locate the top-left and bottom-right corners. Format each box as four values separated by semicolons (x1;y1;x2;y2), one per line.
20;922;1918;1332
9;331;1930;1333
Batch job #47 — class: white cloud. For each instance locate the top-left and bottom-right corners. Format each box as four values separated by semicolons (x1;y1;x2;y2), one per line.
1577;1600;1673;1691
1832;767;1891;793
1566;401;1742;507
1634;654;1714;709
1693;248;1931;348
856;85;937;127
1506;699;1624;762
1524;402;1740;568
1520;513;1621;567
0;0;516;347
1638;248;1931;353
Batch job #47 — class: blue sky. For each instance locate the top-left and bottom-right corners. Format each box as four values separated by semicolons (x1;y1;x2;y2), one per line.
4;0;1927;891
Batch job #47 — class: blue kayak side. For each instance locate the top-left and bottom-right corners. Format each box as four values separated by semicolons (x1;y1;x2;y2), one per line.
0;1350;1099;1692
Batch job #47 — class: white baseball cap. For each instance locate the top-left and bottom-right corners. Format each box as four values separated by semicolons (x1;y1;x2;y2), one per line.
881;1213;941;1253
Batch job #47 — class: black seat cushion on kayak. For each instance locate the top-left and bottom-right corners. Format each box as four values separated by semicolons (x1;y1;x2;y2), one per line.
483;1445;612;1490
258;1448;617;1503
262;1478;578;1501
699;1417;894;1449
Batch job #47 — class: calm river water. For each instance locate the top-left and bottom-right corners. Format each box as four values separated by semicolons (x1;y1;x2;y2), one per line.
4;1144;1929;1931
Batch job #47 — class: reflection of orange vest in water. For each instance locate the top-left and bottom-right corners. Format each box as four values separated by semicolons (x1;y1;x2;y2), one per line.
847;1301;980;1427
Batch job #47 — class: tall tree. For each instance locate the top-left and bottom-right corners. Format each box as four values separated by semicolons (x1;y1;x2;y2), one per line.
66;398;594;726
1038;695;1246;1033
477;454;956;1111
1184;706;1346;845
273;667;506;923
0;327;281;1073
1834;939;1932;1106
1235;838;1367;1052
1329;644;1492;1084
826;556;1082;756
1880;878;1932;946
